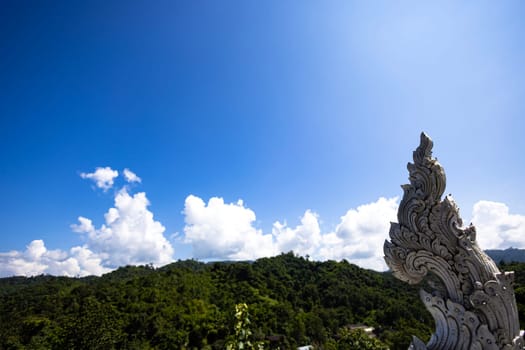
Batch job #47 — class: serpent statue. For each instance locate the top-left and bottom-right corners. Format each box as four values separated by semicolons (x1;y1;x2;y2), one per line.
384;133;524;350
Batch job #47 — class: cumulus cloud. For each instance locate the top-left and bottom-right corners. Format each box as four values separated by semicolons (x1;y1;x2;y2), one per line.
9;168;524;278
73;188;174;267
183;195;398;270
80;166;119;191
317;197;398;271
471;200;525;250
71;216;95;234
273;210;322;257
123;168;141;183
0;240;110;277
183;195;275;260
0;166;174;277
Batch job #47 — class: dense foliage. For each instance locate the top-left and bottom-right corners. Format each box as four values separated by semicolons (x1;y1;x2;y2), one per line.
1;253;523;349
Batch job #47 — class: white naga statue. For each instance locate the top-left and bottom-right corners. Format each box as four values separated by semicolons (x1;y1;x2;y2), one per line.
384;133;524;350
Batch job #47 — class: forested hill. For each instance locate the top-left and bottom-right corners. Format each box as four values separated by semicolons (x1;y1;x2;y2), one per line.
485;248;525;263
1;253;524;350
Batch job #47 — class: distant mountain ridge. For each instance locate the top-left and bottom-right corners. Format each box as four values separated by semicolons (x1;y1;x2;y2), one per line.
485;248;525;263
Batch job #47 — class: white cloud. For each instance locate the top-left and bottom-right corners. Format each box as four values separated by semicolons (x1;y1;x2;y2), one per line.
71;216;95;234
471;200;525;250
183;195;275;260
123;168;142;183
180;196;525;271
273;210;322;257
317;197;398;271
73;188;174;267
68;246;110;276
10;174;524;278
183;194;398;270
80;166;119;191
0;240;110;277
0;167;175;277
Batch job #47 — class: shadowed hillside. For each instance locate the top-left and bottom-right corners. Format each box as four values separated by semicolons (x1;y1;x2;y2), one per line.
485;248;525;264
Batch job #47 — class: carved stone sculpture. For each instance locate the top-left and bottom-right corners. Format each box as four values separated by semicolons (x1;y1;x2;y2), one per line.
384;133;524;350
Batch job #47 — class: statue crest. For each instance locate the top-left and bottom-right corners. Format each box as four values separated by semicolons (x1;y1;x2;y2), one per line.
384;133;524;350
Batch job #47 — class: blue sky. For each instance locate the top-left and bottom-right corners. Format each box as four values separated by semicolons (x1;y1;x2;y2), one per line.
1;1;524;276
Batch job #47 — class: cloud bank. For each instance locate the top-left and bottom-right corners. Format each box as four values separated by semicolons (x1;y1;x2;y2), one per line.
182;196;525;271
0;240;110;277
183;195;398;271
1;166;524;277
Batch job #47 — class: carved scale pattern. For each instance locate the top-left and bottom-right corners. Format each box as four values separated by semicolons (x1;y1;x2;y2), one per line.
384;133;524;350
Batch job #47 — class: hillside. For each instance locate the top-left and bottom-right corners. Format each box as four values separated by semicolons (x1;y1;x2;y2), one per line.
1;253;524;350
485;248;525;263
